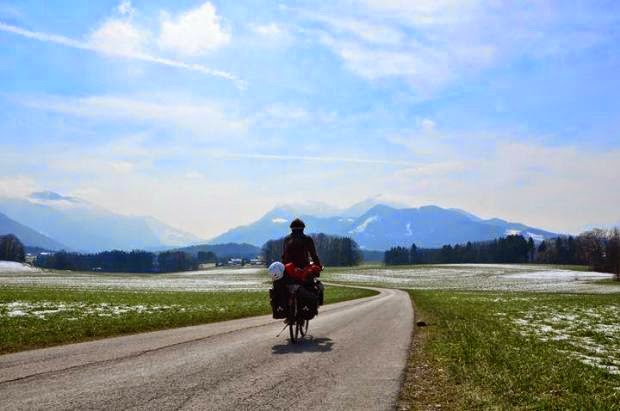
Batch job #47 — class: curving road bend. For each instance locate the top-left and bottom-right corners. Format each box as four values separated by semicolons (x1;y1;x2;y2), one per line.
0;287;413;410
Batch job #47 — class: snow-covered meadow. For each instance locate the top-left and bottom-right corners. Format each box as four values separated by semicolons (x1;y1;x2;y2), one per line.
325;264;618;293
0;265;269;291
1;262;617;294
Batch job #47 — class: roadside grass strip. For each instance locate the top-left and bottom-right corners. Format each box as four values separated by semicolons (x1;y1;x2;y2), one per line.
400;291;620;409
323;264;618;293
0;285;376;354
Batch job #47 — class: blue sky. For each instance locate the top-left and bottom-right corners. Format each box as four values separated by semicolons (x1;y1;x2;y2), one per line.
1;0;619;238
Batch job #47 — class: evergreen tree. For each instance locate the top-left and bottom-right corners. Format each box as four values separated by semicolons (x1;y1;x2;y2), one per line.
527;237;535;262
0;234;25;262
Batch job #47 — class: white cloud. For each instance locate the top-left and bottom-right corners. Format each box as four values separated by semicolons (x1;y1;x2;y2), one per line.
320;34;483;94
88;18;149;56
158;2;230;56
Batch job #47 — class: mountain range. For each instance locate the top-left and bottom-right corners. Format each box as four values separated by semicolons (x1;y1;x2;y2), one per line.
0;192;202;251
211;203;559;250
1;191;560;253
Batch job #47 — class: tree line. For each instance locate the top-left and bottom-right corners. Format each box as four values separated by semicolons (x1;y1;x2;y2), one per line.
384;228;620;280
262;233;362;267
0;234;25;262
384;235;534;265
535;228;620;277
35;249;218;273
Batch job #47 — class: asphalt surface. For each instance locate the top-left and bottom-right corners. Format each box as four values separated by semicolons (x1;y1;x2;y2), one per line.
0;287;413;410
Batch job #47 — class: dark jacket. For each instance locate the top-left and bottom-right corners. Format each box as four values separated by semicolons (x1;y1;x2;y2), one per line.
282;231;321;269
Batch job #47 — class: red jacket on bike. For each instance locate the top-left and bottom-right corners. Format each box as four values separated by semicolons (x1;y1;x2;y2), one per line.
285;262;322;282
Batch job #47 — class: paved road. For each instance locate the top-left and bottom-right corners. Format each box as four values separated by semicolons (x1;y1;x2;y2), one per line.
0;287;413;410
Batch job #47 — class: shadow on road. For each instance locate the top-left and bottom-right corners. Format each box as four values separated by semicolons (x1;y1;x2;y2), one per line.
271;336;334;354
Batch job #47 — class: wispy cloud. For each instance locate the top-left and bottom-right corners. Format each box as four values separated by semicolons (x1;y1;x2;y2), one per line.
251;23;283;37
0;176;39;198
307;0;613;95
0;21;241;86
14;94;248;137
206;151;419;167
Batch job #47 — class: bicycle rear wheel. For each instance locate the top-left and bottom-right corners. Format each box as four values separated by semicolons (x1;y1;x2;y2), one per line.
289;321;297;343
289;295;299;344
298;320;309;337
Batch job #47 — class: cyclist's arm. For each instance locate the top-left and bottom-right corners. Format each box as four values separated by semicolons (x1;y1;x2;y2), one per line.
281;237;288;263
307;237;321;267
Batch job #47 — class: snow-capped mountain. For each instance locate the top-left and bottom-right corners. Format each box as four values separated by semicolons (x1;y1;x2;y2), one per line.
0;191;202;252
210;202;558;250
272;195;408;219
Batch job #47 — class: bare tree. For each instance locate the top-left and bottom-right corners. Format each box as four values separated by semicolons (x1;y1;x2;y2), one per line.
607;227;620;281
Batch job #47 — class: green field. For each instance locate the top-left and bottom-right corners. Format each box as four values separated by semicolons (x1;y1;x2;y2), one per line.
399;290;620;410
321;263;619;409
0;284;376;354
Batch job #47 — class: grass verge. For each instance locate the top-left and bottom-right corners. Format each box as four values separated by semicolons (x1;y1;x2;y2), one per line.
0;284;376;354
399;291;620;410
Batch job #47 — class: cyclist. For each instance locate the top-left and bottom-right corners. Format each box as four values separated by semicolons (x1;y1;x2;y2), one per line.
282;218;322;272
273;218;323;325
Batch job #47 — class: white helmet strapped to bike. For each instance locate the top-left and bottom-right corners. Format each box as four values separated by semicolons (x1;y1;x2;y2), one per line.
268;261;285;281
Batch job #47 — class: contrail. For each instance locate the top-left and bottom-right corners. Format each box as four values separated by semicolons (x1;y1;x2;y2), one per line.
0;21;243;88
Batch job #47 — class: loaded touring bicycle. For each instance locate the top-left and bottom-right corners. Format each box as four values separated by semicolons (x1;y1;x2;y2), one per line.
268;261;324;344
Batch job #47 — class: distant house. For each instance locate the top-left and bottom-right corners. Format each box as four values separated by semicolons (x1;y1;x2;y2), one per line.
228;258;243;266
249;256;265;266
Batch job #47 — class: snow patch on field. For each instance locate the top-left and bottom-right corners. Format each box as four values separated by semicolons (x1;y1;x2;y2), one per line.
503;271;610;281
0;301;188;319
511;305;620;375
0;261;40;273
327;264;617;293
271;217;287;224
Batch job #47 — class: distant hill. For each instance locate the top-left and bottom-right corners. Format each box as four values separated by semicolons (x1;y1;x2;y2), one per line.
0;211;66;250
210;201;558;250
174;243;262;259
0;192;203;252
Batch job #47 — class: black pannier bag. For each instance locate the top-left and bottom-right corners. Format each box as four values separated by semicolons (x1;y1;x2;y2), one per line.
269;285;289;319
297;285;319;320
315;280;325;306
